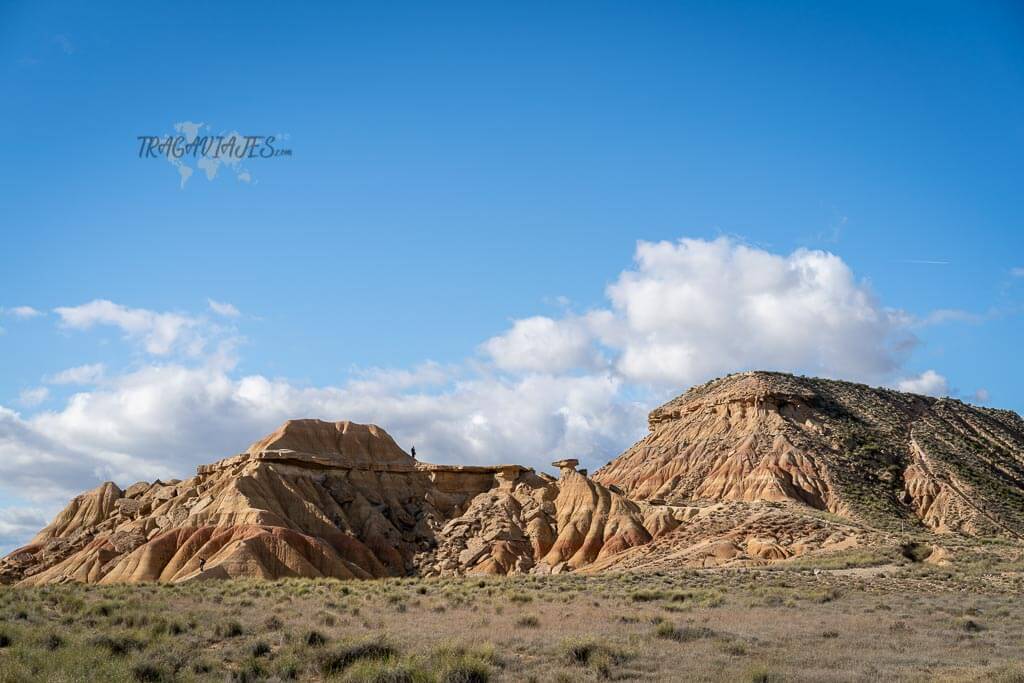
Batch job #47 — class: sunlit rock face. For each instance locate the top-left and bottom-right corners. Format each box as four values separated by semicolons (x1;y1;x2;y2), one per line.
5;373;1023;585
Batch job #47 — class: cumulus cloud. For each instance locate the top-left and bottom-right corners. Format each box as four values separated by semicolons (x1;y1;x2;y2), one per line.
482;316;605;373
46;363;106;385
53;300;215;356
0;407;114;503
483;237;913;387
973;388;991;404
52;299;236;358
896;370;949;397
208;299;240;317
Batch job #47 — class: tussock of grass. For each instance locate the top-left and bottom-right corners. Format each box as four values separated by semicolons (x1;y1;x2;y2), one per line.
562;638;632;678
131;662;169;682
215;620;244;638
319;641;398;675
305;629;329;647
90;633;146;656
653;622;715;642
745;665;785;683
629;590;668;602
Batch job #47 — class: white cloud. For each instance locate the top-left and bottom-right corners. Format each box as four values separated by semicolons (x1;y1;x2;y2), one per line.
0;407;110;504
208;299;240;318
18;387;49;407
1011;267;1024;278
484;238;912;387
973;388;991;404
0;507;50;555
482;316;604;373
896;370;949;397
54;300;208;356
46;363;106;385
6;306;42;319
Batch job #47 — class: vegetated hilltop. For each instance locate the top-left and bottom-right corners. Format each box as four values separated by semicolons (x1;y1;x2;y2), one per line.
4;372;1023;585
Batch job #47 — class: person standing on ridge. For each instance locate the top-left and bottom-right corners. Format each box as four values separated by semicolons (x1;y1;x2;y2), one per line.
411;446;416;458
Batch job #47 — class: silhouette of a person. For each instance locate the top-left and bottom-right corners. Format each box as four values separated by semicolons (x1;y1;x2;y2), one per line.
411;446;416;458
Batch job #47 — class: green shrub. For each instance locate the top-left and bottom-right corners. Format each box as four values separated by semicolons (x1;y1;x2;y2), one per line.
216;620;244;638
320;642;398;675
90;633;145;656
230;658;267;683
305;629;329;647
900;542;933;563
441;658;489;683
962;619;985;633
429;643;499;683
340;656;430;683
132;663;170;682
562;638;630;668
745;665;784;683
654;622;714;642
630;590;668;602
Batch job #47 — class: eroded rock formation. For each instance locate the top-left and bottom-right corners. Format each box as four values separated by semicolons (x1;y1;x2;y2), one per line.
4;372;1023;585
594;372;1024;538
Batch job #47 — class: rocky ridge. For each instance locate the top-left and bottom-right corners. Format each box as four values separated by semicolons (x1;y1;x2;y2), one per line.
4;372;1023;585
594;372;1024;539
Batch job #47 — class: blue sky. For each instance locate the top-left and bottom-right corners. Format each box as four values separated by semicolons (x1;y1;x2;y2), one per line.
1;1;1022;551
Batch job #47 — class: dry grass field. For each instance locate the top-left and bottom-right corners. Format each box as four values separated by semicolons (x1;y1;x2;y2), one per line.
1;549;1023;682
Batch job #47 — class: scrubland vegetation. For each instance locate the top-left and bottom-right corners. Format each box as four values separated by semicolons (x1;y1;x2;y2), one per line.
1;555;1023;682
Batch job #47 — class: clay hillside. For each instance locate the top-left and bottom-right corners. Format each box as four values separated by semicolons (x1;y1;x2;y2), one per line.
4;371;1023;585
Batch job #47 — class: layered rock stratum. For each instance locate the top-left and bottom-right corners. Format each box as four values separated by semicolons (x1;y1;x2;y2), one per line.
4;372;1023;584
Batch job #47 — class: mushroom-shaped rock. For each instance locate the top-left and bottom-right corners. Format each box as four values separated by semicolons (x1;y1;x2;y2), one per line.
551;459;579;477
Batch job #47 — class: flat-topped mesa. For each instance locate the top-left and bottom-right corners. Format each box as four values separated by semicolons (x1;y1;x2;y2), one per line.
594;371;1024;539
198;419;418;475
646;371;824;427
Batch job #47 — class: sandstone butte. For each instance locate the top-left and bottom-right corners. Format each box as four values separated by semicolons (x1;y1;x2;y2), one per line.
4;371;1024;586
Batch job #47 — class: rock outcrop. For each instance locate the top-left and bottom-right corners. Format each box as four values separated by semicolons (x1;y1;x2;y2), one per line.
4;373;1023;585
594;372;1024;538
